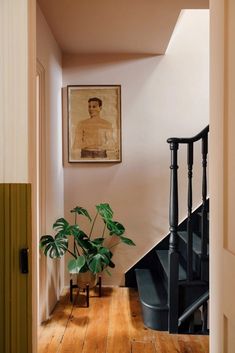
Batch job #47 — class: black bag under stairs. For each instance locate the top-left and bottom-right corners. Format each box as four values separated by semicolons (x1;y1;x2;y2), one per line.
125;126;209;334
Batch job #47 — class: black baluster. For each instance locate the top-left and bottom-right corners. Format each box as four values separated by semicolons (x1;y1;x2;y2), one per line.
201;134;208;281
98;275;102;297
86;284;90;307
168;142;179;333
70;278;73;302
202;301;208;333
187;143;194;281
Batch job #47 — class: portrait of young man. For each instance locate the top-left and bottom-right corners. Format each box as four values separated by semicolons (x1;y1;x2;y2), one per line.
68;86;121;162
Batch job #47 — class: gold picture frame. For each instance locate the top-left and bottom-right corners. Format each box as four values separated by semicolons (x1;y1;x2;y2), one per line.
67;85;121;163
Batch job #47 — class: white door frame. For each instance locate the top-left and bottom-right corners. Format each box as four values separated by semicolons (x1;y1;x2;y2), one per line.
36;60;48;324
210;0;235;351
28;1;37;352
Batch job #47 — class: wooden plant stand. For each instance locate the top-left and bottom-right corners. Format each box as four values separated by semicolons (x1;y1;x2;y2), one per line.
70;275;102;307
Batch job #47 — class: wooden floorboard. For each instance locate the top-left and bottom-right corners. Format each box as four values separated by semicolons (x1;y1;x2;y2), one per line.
106;287;131;353
38;291;73;353
131;341;156;353
38;287;209;353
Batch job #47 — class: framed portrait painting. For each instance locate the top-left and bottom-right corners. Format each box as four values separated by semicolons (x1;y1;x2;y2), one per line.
67;85;121;163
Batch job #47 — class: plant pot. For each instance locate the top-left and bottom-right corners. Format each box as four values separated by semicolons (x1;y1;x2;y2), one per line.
76;271;98;289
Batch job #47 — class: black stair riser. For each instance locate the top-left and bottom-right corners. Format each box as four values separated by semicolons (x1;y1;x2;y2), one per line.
125;249;160;287
155;252;168;291
200;257;209;282
178;235;209;282
135;269;169;330
190;213;209;236
178;237;200;276
140;304;168;331
156;250;188;285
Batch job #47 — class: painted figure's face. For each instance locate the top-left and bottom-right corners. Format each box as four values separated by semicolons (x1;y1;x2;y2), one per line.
88;101;101;118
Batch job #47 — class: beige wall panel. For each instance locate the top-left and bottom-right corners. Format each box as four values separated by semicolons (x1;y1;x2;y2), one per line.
210;0;225;350
224;0;235;254
0;0;29;183
222;250;235;318
210;0;235;351
223;315;235;353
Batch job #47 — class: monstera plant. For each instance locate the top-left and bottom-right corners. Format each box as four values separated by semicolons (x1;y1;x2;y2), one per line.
40;203;135;275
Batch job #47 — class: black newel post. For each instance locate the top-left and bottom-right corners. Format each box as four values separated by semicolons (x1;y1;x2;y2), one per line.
168;141;179;333
201;134;208;281
187;142;194;281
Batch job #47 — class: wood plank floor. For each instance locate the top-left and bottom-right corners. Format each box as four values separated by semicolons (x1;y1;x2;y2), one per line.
38;287;209;353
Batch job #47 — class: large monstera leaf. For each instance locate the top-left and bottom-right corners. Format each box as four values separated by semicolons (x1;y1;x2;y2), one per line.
40;234;68;258
53;217;79;237
87;246;114;273
120;236;135;246
68;255;86;274
87;254;107;273
96;204;126;236
74;230;93;251
87;254;103;273
96;203;113;221
106;220;125;236
90;238;105;246
70;206;92;222
106;220;135;245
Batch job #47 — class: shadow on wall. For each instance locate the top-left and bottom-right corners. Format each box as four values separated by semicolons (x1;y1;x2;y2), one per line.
62;53;163;69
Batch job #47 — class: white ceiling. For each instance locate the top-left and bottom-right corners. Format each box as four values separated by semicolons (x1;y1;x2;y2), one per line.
37;0;209;55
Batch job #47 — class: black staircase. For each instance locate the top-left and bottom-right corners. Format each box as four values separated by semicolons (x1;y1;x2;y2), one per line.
125;126;209;334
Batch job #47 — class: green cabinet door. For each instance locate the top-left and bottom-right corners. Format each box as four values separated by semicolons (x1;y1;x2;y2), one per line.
0;184;32;353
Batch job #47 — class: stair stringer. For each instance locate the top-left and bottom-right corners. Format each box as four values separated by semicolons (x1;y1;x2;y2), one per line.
125;202;204;287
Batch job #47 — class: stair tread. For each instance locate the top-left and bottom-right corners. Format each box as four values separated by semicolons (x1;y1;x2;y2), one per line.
135;269;168;309
156;249;187;281
178;231;209;255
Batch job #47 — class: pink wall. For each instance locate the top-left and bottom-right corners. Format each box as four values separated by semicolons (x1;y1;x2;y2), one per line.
62;11;209;285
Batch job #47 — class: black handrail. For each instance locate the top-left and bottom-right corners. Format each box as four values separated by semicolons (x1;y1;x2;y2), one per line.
167;125;209;144
178;290;209;326
167;125;209;333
